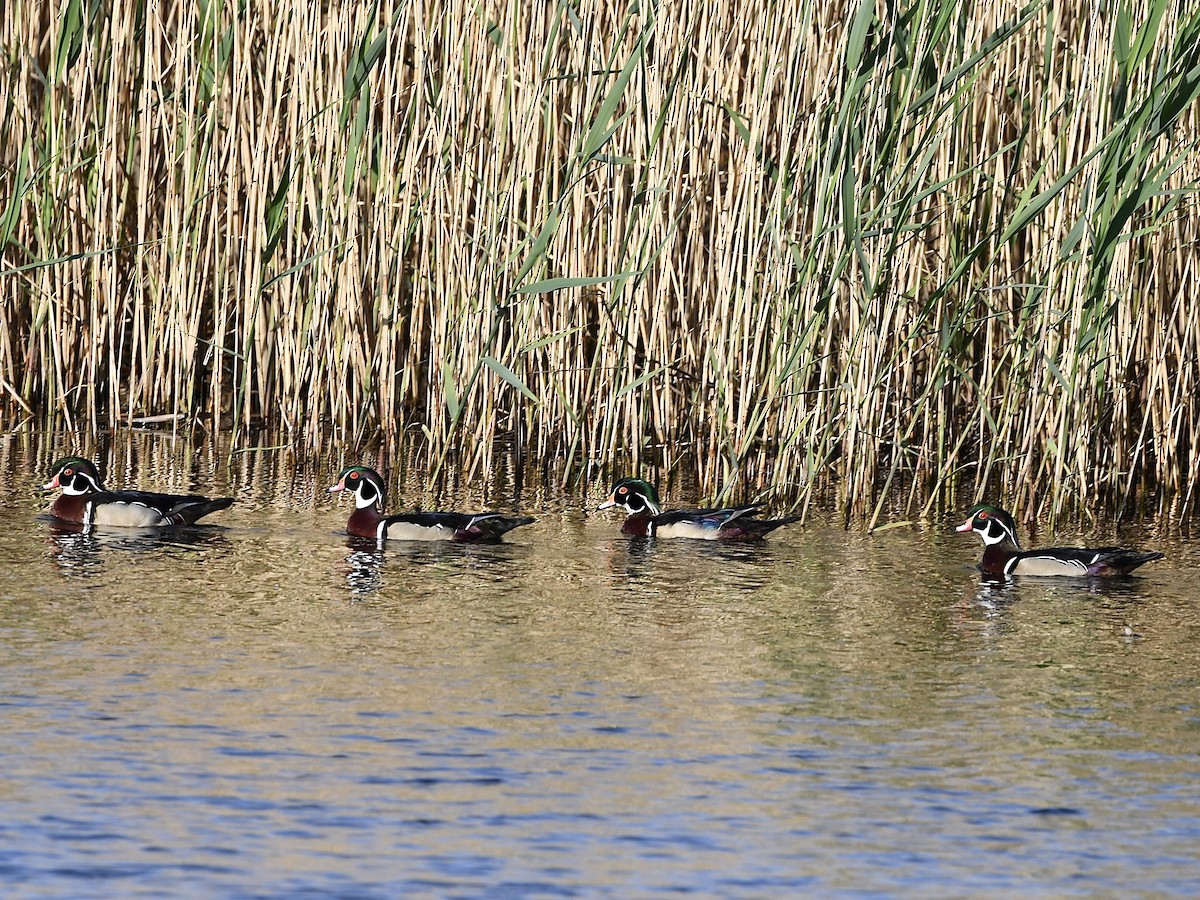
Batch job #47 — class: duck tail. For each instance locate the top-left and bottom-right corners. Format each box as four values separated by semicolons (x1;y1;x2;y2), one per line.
171;497;235;526
470;514;536;540
1097;550;1164;575
721;513;801;540
755;514;803;534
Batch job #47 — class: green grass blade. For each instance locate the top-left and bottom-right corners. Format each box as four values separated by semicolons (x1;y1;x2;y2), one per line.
483;356;539;403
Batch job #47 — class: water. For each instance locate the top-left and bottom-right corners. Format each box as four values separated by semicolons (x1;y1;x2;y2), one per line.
2;439;1200;896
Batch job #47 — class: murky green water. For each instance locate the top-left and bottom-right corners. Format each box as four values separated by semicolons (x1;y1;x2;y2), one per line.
2;437;1199;896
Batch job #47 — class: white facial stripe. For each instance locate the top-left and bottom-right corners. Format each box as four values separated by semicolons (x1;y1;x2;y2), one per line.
352;477;380;509
329;473;381;508
977;517;1016;546
61;471;103;495
619;488;659;515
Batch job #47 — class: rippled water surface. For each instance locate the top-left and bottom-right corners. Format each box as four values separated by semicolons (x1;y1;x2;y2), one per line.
2;440;1200;897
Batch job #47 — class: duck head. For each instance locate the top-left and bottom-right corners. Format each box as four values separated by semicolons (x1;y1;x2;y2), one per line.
955;503;1021;548
328;466;387;511
597;478;662;516
44;457;105;495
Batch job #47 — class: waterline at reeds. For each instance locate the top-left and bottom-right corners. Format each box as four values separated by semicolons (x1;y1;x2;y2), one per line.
3;0;1200;524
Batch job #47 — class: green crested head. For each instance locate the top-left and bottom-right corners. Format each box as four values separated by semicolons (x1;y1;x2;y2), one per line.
48;456;95;475
956;503;1020;547
44;456;105;493
598;477;662;516
328;465;388;510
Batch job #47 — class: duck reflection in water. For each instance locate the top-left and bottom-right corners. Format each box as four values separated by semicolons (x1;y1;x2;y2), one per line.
343;538;387;597
970;573;1021;613
45;519;230;578
340;535;529;598
972;569;1152;601
602;534;774;593
46;523;106;578
959;570;1151;641
602;535;658;582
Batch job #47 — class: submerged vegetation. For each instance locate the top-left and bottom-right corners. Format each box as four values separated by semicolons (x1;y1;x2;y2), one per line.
2;0;1200;523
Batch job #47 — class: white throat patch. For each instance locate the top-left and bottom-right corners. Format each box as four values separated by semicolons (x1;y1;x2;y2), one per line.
980;519;1017;546
62;473;103;496
354;485;382;509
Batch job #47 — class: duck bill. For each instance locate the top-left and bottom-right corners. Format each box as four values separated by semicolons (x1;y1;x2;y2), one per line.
954;517;974;533
41;475;60;491
327;478;347;494
596;496;617;511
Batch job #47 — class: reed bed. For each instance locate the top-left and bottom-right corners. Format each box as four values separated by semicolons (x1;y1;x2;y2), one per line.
2;0;1199;524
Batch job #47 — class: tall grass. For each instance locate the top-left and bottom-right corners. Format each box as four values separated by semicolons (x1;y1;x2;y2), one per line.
2;0;1199;523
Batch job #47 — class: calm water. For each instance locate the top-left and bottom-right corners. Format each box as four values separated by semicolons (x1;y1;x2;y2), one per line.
2;439;1200;897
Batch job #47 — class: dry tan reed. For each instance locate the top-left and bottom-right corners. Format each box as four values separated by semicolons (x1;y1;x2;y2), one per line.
2;0;1199;523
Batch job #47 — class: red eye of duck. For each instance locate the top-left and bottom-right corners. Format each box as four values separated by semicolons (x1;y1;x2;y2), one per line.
64;468;73;476
618;486;628;495
350;472;359;480
979;512;989;519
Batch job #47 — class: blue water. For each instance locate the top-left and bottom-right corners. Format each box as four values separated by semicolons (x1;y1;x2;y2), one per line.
2;439;1199;897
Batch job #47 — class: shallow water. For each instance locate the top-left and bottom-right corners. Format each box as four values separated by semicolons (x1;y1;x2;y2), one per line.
2;439;1200;896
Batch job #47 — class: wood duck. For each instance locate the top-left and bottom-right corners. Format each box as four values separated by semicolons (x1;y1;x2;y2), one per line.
955;503;1163;576
597;477;800;540
42;456;234;527
328;465;535;542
